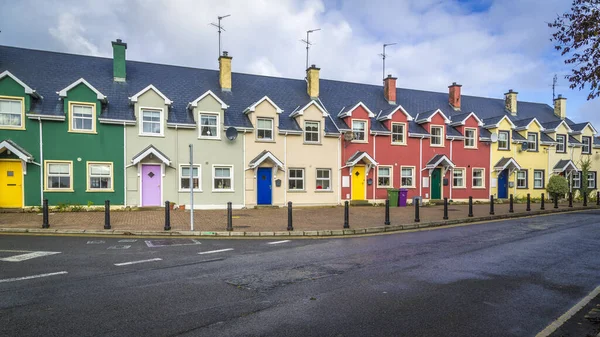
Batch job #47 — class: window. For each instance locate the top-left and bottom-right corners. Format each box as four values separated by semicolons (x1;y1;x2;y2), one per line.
588;172;596;189
517;170;528;189
256;118;273;140
391;122;406;145
401;167;414;187
213;166;233;191
453;168;465;188
180;165;200;191
87;162;112;191
288;168;304;190
527;132;538;152
464;128;476;148
582;136;592;154
45;161;72;191
533;170;544;189
70;104;94;132
377;166;392;188
199;113;219;139
556;134;566;153
141;109;162;135
0;98;23;129
430;126;444;146
352;120;367;141
498;131;510;150
304;121;320;143
316;169;331;190
572;171;580;189
472;168;484;188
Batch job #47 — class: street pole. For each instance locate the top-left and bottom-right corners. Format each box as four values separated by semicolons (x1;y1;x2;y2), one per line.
190;144;194;231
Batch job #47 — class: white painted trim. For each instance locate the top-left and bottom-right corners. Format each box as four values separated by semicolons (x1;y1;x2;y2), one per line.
188;90;229;110
248;151;285;170
290;100;328;117
99;118;136;125
27;114;65;121
484;115;516;129
544;120;573;133
514;117;545;131
449;111;484;126
197;111;221;140
131;146;170;165
425;154;455;169
129;84;173;105
415;109;451;124
346;151;379;167
494;157;522;172
178;163;202;192
138;107;165;137
243;95;283;114
57;78;107;102
376;104;413;121
338;102;375;118
212;164;234;192
0;70;39;97
0;140;32;162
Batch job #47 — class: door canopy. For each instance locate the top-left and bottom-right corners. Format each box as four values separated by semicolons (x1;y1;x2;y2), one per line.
494;157;521;173
553;159;578;173
0;139;34;163
248;150;284;170
131;145;171;165
345;151;378;167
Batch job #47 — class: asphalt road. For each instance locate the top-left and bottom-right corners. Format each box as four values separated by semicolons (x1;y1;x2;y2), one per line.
1;210;599;337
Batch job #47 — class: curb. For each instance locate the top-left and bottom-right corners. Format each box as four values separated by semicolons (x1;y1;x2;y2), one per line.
0;206;597;239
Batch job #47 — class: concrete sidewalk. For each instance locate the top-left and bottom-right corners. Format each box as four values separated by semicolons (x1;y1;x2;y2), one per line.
0;201;597;237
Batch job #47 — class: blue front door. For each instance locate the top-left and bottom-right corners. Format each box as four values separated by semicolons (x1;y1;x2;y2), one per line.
498;169;508;199
257;167;272;205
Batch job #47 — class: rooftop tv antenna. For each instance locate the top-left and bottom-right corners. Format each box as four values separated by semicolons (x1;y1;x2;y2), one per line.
379;43;397;82
301;28;321;70
211;14;231;58
551;74;558;101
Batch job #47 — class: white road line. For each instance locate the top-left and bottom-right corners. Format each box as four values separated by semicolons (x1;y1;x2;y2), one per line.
118;239;137;243
267;240;291;245
0;251;61;262
536;285;600;337
107;245;131;250
87;240;105;244
114;258;162;266
0;271;68;283
198;248;234;255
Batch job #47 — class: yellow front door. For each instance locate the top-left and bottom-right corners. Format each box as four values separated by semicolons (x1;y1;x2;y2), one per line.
0;161;23;208
351;166;366;200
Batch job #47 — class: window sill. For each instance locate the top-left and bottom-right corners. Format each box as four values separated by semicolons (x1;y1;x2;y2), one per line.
198;137;221;141
472;187;486;189
516;187;528;189
533;187;545;190
139;133;165;138
315;190;333;193
303;142;322;145
376;186;392;189
212;189;235;193
69;130;97;134
86;189;114;193
351;140;368;144
0;126;25;130
287;190;306;193
464;147;478;150
400;186;415;189
255;139;275;143
430;144;444;148
453;186;466;189
44;189;74;192
179;189;203;193
498;148;510;151
391;143;407;146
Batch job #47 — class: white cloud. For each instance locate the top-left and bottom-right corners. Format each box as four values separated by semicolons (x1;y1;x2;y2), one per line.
49;12;101;56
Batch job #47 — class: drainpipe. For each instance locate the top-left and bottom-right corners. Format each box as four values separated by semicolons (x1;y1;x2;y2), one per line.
242;132;246;207
284;132;287;205
419;137;423;198
337;134;341;205
123;122;127;207
372;132;376;202
449;139;453;200
38;117;43;206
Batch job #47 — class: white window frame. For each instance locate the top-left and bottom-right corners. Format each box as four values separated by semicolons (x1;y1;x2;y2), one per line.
464;128;477;149
139;107;164;137
212;165;234;192
527;132;538;152
256;118;274;141
472;168;485;188
391;122;406;145
498;131;510;150
582;136;592;154
516;170;528;189
453;168;466;188
573;171;581;189
430;125;444;147
86;161;113;192
352;119;368;142
377;166;393;188
533;170;544;189
588;171;596;189
69;102;96;133
556;134;566;153
0;96;24;130
401;166;415;188
315;168;331;191
198;112;220;140
304;121;320;144
288;168;305;191
44;160;73;192
179;164;201;192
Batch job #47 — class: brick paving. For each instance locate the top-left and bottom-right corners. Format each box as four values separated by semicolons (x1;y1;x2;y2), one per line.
0;201;592;233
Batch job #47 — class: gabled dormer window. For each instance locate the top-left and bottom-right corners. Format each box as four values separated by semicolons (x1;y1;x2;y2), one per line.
582;136;592;154
391;122;406;145
140;108;163;136
199;112;219;139
430;125;444;147
256;118;273;141
498;131;510;150
352;120;367;142
556;134;566;153
527;132;538;152
69;102;96;133
464;128;477;148
0;97;24;130
304;121;320;143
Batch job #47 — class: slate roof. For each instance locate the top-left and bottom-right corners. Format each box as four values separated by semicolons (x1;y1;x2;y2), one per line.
541;120;563;130
446;125;463;138
131;145;170;164
479;127;492;139
0;44;593;138
408;121;430;136
425;154;454;168
0;139;34;161
569;135;582;146
512;131;527;142
493;157;521;170
248;150;284;167
512;118;536;128
540;133;557;143
553;159;578;171
569;122;594;133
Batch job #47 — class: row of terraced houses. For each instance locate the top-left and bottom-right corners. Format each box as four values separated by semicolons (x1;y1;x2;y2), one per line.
0;40;599;209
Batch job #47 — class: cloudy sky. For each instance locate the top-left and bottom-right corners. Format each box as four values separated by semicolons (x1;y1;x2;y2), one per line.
1;0;598;125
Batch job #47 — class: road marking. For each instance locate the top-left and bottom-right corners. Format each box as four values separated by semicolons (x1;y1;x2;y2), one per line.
145;239;202;248
267;240;291;245
0;250;32;253
107;245;131;250
87;240;105;244
118;239;137;243
114;258;162;266
198;248;234;255
0;251;61;262
536;285;600;337
0;271;68;283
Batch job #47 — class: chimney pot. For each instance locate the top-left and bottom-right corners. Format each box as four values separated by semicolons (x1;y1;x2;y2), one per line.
448;82;462;111
223;51;228;56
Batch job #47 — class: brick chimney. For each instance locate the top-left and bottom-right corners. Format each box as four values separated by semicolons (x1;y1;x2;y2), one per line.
383;74;397;104
219;51;232;92
448;82;462;111
504;89;518;116
111;39;127;82
307;64;320;99
554;94;567;120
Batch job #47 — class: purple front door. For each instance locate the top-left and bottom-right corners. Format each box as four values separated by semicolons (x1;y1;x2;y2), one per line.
141;165;161;206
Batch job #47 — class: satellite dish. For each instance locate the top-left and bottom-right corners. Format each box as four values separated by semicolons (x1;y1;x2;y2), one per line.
343;132;354;142
225;126;238;141
490;132;498;143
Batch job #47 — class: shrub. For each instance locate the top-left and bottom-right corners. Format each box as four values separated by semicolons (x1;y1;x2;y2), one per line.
546;175;569;200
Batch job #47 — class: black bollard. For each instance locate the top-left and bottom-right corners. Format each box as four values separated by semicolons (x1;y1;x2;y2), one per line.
554;194;558;209
489;195;495;215
540;193;545;210
584;192;588;206
414;198;420;223
384;199;390;225
287;201;294;231
42;199;49;229
526;193;531;211
164;201;171;231
569;192;573;207
227;202;233;231
344;201;350;229
597;192;600;206
468;196;473;217
104;200;111;229
443;197;449;220
509;194;514;213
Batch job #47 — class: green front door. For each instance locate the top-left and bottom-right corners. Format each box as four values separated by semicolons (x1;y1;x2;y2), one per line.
431;168;441;199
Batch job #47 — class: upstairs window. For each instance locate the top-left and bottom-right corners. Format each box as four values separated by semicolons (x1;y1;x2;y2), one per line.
256;118;273;141
430;126;444;146
70;103;95;133
391;122;406;145
304;121;320;143
498;131;510;150
556;134;566;153
0;98;23;129
141;109;162;136
582;136;592;154
464;128;477;148
527;132;538;152
199;113;219;139
352;120;367;141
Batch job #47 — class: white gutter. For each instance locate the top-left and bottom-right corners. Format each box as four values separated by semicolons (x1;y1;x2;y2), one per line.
28;114;65;121
100;118;136;125
38;117;43;205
